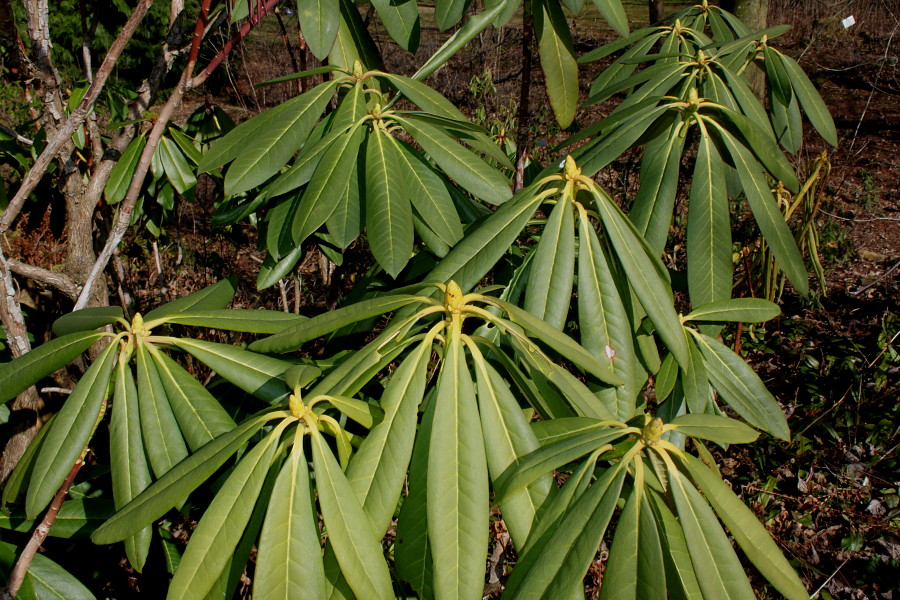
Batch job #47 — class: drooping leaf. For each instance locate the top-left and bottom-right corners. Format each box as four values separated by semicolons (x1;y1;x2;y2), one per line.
370;0;419;51
143;277;237;324
365;129;413;277
0;540;96;600
26;343;117;519
52;307;124;337
104;134;145;205
157;136;196;194
525;198;575;329
396;140;463;247
535;0;579;128
136;343;189;479
590;0;629;37
0;331;105;404
774;50;838;146
297;0;341;59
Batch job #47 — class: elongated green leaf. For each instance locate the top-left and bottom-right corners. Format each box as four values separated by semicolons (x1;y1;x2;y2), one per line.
668;466;757;600
670;413;759;444
427;331;489;600
396;140;463;246
502;466;626;598
327;157;363;249
0;540;96;600
264;119;352;200
591;0;629;36
693;332;790;440
775;50;838;146
678;453;809;600
530;417;610;446
472;350;551;546
508;337;593;419
136;343;189;479
630;119;687;254
688;126;732;309
346;342;428;535
172;338;292;403
150;349;236;450
713;126;809;295
763;45;792;105
222;81;340;195
257;245;305;291
577;217;642;421
683;338;711;414
707;106;799;192
255;65;341;88
370;0;419;50
434;0;465;30
525;199;575;329
143;277;237;323
311;428;395;600
0;499;114;539
327;0;382;71
646;489;704;599
52;307;124;337
493;298;624;385
365;129;413;277
292;124;366;247
396;115;511;206
162;309;308;333
255;443;326;600
298;0;340;58
250;295;421;354
167;427;282;600
590;189;690;368
412;1;505;80
157;136;196;194
26;343;117;518
684;298;780;323
770;88;803;154
576;105;673;176
91;412;276;544
535;0;579;128
598;485;642;600
104;134;145;204
111;357;152;571
655;352;677;403
167;127;201;165
0;332;105;404
493;425;629;505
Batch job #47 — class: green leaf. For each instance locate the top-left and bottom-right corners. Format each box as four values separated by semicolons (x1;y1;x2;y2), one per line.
693;332;790;440
346;341;428;536
167;127;202;165
678;453;810;600
646;490;704;599
472;350;551;546
167;427;283;600
52;306;124;337
713;125;809;296
291;124;366;248
0;540;96;600
0;499;114;539
577;216;643;421
434;0;465;30
397;116;512;206
311;428;395;600
110;357;152;571
667;466;757;600
255;442;326;600
257;246;305;291
136;343;189;479
0;331;105;404
774;50;838;146
598;486;642;600
255;65;341;88
535;0;579;128
222;81;340;195
150;348;236;450
683;339;711;414
770;89;803;154
264;119;352;200
395;394;435;597
143;277;237;324
590;0;629;36
493;424;629;506
576;105;673;176
365;129;413;277
684;298;780;323
412;1;506;80
370;0;419;50
630;119;688;254
104;134;145;205
763;45;792;105
428;332;489;600
327;158;363;249
590;189;690;368
502;466;626;598
328;0;382;71
157;136;196;194
687;125;732;309
396;140;463;247
492;298;624;386
26;343;117;519
91;412;276;544
172;338;292;403
161;309;308;333
249;295;421;354
670;413;759;444
298;0;340;58
655;353;677;402
525;199;575;329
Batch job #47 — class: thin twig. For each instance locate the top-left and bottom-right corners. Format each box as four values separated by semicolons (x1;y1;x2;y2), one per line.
851;260;900;296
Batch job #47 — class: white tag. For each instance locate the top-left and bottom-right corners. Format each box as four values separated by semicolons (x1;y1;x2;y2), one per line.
842;15;856;28
559;160;566;168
